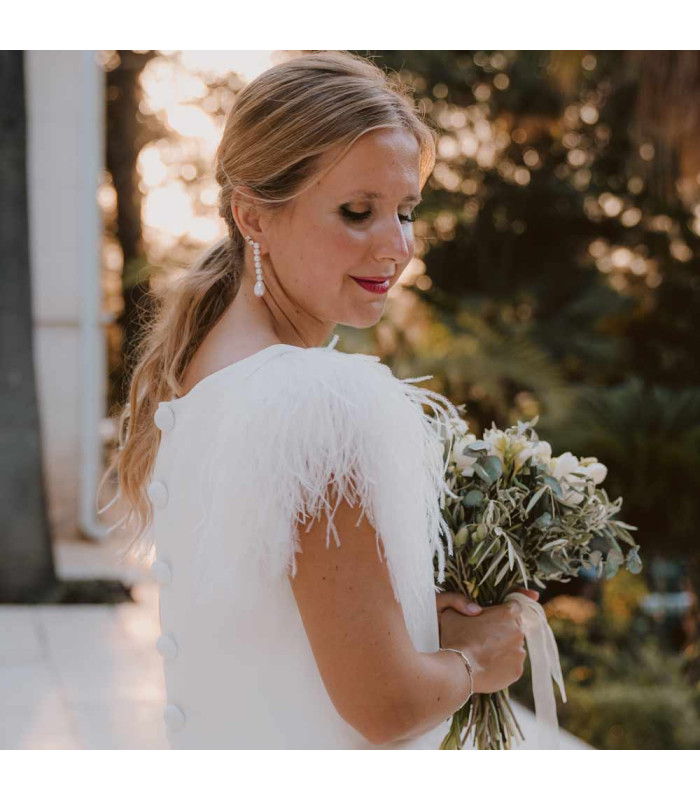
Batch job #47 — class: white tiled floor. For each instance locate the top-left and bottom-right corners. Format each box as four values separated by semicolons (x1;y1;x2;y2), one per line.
0;533;169;750
1;535;591;750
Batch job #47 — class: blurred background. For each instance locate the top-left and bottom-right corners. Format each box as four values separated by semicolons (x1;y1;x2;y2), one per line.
1;50;699;749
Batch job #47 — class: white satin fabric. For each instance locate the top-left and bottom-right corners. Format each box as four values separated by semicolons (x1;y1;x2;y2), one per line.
504;592;568;749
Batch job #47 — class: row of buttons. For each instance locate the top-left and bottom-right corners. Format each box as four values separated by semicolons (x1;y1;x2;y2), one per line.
150;559;184;731
154;402;176;432
153;403;186;734
151;403;174;517
150;558;172;585
156;633;178;660
148;480;168;508
163;703;186;732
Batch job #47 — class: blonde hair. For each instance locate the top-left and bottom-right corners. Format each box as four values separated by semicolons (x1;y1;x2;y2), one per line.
99;50;437;559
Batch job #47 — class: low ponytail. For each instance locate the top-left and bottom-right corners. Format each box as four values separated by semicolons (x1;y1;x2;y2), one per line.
98;235;242;559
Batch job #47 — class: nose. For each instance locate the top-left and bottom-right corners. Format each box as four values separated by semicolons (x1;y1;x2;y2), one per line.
374;214;412;266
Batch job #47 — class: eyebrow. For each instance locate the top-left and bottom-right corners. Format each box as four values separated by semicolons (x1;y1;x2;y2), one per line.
347;190;423;202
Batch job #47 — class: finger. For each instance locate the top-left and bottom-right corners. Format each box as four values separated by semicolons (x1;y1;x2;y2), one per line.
436;592;482;615
514;587;540;601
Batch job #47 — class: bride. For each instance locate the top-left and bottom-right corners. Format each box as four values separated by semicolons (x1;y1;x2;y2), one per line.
102;50;537;749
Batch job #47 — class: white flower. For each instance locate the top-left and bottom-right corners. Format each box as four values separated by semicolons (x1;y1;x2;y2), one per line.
511;435;551;473
585;462;608;484
453;433;479;477
513;443;535;471
551;451;580;482
483;428;508;466
532;441;552;464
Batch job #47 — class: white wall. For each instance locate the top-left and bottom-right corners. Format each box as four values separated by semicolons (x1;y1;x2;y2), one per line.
25;51;105;541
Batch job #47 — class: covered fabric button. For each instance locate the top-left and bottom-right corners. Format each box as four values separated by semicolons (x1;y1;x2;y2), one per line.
154;402;176;432
150;559;172;585
147;480;169;509
163;703;186;731
156;634;178;660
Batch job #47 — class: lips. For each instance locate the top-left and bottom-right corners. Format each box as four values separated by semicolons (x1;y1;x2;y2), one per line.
351;276;391;294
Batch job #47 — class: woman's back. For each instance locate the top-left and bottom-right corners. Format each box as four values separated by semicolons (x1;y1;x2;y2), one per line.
148;340;457;748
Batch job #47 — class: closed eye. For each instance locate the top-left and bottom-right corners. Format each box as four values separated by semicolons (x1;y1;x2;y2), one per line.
340;208;416;224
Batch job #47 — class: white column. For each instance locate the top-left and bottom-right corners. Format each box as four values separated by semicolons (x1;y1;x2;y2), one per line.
25;51;106;541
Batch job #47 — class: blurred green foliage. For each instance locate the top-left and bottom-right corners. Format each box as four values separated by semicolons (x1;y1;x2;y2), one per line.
510;572;700;748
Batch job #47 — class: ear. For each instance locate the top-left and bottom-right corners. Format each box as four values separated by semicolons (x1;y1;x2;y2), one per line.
230;187;269;251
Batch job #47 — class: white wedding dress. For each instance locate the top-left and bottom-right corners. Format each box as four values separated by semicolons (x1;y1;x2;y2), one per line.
145;335;469;749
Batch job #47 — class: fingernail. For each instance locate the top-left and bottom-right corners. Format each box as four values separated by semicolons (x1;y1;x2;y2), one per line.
466;603;481;613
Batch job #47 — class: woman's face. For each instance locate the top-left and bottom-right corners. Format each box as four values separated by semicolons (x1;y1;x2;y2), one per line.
260;127;422;330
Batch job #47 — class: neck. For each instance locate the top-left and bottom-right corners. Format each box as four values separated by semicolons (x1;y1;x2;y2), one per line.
223;262;335;349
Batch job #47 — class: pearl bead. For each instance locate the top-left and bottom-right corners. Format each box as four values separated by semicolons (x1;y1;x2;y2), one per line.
254;280;265;297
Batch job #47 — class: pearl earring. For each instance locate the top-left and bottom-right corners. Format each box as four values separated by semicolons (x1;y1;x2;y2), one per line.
245;235;265;297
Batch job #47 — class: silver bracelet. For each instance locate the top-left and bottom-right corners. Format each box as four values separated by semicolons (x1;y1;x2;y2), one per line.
440;647;474;704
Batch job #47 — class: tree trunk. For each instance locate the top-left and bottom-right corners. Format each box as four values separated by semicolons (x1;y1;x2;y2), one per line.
0;51;58;602
105;50;156;409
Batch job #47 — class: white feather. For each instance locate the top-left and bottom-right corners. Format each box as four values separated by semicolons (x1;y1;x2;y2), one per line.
189;343;462;646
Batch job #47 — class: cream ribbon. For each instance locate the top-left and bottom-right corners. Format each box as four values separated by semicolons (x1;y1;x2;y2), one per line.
503;592;568;749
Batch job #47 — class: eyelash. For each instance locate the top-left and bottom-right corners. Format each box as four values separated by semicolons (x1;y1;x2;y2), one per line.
341;208;416;224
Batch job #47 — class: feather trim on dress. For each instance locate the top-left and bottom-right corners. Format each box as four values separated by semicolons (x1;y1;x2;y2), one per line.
189;341;462;647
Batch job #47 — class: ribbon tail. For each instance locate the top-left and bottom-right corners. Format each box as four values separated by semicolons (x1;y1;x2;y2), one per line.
505;592;566;749
543;620;568;703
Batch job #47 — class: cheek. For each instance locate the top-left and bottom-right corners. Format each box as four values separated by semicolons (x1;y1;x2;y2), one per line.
327;224;366;255
304;226;365;281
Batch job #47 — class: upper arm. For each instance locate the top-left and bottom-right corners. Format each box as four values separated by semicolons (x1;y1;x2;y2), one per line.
288;487;420;746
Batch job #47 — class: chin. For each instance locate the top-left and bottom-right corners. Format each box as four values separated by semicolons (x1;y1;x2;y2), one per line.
344;305;385;329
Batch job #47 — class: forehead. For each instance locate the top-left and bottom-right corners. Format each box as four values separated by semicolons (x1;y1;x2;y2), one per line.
314;128;422;199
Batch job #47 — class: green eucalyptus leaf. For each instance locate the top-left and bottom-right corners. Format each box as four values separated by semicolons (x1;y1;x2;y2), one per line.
543;475;564;499
478;546;507;585
536;553;562;577
473;462;493;484
462;489;485;508
495;559;511;585
551;554;570;573
541;538;569;551
626;545;643;575
612;520;639;530
604;548;624;579
481;456;504;483
464;440;489;454
474;536;500;570
454;525;469;548
474;523;488;542
506;538;515;570
533;511;553;530
525;486;547;514
513;550;529;586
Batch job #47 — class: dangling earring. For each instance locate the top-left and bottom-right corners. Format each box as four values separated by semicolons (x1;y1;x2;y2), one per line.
245;235;265;297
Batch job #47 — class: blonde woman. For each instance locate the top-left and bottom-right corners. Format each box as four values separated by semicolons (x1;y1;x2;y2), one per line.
102;50;537;749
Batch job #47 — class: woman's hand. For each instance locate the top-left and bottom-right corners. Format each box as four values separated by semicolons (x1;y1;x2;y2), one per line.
436;586;539;633
439;602;527;693
436;587;540;695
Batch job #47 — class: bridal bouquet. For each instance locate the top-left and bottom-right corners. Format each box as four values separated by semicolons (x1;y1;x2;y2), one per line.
434;408;642;750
